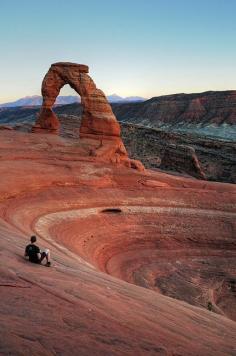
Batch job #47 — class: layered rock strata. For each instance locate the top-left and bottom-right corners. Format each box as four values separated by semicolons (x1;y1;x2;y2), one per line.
33;62;119;136
32;62;144;171
160;144;206;179
0;129;236;355
112;90;236;140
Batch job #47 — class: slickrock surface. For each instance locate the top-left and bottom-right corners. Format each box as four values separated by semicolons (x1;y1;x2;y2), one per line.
0;129;236;355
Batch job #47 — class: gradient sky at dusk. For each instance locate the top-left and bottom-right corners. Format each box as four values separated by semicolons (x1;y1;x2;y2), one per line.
0;0;236;103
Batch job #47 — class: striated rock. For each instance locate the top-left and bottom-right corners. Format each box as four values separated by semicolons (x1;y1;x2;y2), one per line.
112;90;236;140
32;62;144;171
160;144;207;179
0;129;236;355
1;106;235;181
33;62;120;137
120;123;236;183
0;125;13;130
34;108;60;130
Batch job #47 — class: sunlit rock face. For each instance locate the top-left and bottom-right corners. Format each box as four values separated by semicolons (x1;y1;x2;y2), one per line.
32;62;144;171
0;129;236;355
34;62;120;137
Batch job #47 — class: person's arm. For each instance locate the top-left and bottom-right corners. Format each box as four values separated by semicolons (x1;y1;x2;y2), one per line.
36;246;41;261
24;246;29;259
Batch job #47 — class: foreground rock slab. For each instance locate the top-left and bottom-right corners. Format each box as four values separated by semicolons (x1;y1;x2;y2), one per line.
0;130;236;355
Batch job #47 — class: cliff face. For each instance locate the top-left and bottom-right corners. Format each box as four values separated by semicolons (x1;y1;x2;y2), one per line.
112;90;236;140
55;116;236;184
120;123;236;183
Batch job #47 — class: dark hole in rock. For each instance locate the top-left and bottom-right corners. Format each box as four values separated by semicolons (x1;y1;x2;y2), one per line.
101;208;122;214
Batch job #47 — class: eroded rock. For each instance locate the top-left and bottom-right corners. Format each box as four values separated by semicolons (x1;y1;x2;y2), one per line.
0;130;236;355
33;62;120;137
32;62;144;171
160;144;206;179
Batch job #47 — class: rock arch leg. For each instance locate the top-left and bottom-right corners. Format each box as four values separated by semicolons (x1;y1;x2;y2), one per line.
32;64;67;132
32;62;144;171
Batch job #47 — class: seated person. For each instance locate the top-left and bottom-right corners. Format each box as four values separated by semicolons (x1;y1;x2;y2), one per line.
25;235;51;267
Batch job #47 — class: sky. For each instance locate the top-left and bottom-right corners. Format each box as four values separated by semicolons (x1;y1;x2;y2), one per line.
0;0;236;103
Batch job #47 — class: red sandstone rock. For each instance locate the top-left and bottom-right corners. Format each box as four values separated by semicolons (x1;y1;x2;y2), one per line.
0;130;236;355
33;108;60;131
0;125;13;130
33;62;120;137
160;144;207;179
112;90;236;128
32;62;144;171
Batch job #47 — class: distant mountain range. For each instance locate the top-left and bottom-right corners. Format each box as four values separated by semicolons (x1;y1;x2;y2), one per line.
0;94;145;108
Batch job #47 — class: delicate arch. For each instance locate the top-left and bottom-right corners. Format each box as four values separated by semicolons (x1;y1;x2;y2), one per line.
32;62;145;172
33;62;120;138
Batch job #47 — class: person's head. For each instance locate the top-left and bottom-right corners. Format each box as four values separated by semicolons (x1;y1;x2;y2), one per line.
31;235;37;243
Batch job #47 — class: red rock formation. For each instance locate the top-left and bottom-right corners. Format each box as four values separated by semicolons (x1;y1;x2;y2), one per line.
112;90;236;129
160;144;207;179
0;129;236;355
33;62;144;171
33;62;120;136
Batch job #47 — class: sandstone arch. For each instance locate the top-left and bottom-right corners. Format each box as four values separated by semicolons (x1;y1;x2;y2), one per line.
33;62;144;171
33;62;120;138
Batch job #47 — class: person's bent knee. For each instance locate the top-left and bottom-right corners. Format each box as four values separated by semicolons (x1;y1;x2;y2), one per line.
40;252;47;261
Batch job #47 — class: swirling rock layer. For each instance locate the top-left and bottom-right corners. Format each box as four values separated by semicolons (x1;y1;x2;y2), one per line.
0;129;236;355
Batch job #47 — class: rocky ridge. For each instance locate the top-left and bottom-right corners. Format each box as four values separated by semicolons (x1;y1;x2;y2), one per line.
112;90;236;140
0;94;145;108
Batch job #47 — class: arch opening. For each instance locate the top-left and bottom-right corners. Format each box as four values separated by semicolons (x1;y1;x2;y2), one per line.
56;84;81;105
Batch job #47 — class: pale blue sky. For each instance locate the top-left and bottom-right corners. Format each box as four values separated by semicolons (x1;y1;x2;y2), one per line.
0;0;235;103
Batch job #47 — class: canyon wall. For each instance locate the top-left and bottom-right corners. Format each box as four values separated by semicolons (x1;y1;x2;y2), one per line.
112;90;236;140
